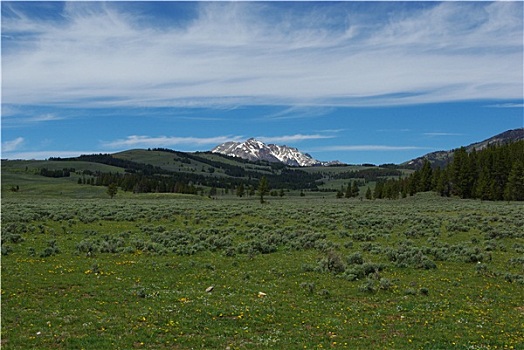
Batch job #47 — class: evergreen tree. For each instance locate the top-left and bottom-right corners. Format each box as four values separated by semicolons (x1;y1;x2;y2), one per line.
351;181;360;197
365;187;372;200
236;183;245;197
418;159;433;192
107;183;118;199
475;164;492;200
451;147;473;198
408;171;419;196
373;181;384;199
344;183;351;198
258;176;269;203
504;160;524;201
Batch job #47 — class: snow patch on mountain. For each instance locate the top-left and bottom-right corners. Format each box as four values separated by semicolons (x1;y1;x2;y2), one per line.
212;138;342;167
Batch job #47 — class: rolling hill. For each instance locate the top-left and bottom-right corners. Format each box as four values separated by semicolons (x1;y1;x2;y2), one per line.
3;128;522;198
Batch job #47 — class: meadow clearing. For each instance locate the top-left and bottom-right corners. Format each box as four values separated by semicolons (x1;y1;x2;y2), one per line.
2;194;524;349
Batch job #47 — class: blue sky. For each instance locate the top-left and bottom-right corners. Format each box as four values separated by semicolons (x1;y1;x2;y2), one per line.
2;1;523;165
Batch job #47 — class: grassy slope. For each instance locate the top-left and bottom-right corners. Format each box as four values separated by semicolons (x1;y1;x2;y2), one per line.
112;150;275;178
2;160;124;173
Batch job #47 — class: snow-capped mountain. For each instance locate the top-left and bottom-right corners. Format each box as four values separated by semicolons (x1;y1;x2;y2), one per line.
212;138;341;167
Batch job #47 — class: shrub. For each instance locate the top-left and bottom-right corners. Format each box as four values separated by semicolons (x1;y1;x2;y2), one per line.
300;282;316;294
1;245;12;256
379;278;393;291
358;279;376;293
404;288;417;296
386;242;437;269
40;240;60;257
317;251;346;274
347;251;364;265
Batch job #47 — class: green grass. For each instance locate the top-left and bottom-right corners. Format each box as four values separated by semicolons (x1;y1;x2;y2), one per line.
2;160;124;174
2;193;524;349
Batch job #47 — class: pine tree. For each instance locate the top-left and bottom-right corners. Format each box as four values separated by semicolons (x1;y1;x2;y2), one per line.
418;159;433;192
344;183;351;198
373;181;384;199
365;187;372;200
351;181;360;197
451;147;475;198
107;183;118;199
504;160;524;201
437;167;450;197
258;176;269;203
236;183;245;198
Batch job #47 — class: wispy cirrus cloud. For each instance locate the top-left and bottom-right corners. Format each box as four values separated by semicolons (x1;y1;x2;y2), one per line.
486;103;524;108
316;145;431;152
257;134;335;144
2;1;522;110
423;132;463;137
2;150;101;160
102;135;245;149
262;106;336;120
102;133;335;149
2;137;25;153
2;113;65;127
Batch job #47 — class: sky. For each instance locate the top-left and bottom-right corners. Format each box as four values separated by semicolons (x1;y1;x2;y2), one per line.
2;1;523;165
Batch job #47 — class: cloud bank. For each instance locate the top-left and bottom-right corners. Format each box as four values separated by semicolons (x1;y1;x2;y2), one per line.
3;1;522;110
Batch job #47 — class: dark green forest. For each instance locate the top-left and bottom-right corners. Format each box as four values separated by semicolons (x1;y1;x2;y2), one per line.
374;140;524;201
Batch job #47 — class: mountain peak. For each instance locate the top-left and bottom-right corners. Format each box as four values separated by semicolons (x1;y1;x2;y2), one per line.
211;139;341;167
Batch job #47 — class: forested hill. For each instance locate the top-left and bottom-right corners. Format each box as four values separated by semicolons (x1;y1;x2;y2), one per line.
4;131;523;201
46;149;325;194
375;140;524;201
404;128;524;169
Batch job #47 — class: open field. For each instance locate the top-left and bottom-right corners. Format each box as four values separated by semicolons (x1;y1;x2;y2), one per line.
2;193;523;349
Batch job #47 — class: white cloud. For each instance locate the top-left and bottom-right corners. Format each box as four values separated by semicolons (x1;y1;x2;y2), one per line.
2;137;25;153
317;145;430;152
28;114;63;122
1;150;99;160
262;106;336;120
2;2;522;109
486;103;524;108
2;113;64;127
102;135;245;149
423;132;463;137
257;134;335;144
102;133;335;150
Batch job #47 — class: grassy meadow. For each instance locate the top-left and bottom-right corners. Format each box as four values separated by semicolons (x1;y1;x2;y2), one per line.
2;190;524;349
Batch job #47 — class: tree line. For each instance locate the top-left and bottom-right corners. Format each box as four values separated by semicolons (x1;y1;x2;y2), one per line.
40;168;75;178
374;140;524;201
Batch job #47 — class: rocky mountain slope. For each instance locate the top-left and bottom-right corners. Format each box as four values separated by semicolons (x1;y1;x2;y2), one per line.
212;138;341;167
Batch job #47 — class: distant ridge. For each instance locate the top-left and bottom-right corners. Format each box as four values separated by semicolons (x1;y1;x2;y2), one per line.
211;138;342;167
404;128;524;169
